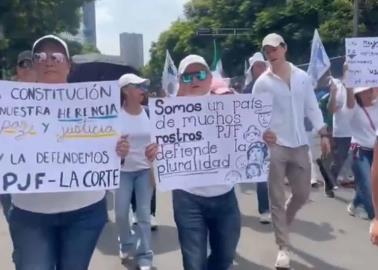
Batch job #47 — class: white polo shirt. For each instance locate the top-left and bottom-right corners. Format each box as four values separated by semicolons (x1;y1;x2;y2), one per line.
252;63;325;148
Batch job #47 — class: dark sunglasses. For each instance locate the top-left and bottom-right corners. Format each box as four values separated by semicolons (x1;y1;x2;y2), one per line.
127;83;149;91
33;52;66;64
180;70;208;84
18;60;32;69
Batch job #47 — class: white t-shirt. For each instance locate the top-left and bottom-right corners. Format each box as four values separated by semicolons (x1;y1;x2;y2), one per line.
350;103;378;149
12;191;105;214
120;109;151;172
332;79;352;138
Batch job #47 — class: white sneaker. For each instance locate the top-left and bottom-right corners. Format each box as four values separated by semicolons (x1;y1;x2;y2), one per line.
139;266;151;270
259;213;271;224
347;204;369;220
119;251;129;260
151;215;158;230
347;203;356;216
275;248;290;269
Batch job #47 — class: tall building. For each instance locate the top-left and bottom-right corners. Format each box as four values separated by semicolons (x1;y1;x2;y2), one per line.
120;33;144;70
82;1;97;46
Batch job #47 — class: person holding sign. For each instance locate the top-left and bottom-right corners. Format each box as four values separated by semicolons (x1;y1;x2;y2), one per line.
173;54;241;270
252;33;330;270
8;35;130;270
370;132;378;245
115;73;157;270
345;86;378;220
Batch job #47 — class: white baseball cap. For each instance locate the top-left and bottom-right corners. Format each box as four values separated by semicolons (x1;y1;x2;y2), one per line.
247;52;266;73
32;34;70;58
178;54;210;75
262;33;285;48
118;73;150;88
353;86;371;94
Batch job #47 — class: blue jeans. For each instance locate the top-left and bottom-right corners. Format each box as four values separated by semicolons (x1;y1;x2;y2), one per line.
0;194;12;221
352;148;374;219
9;198;107;270
173;189;241;270
115;169;153;267
256;182;270;214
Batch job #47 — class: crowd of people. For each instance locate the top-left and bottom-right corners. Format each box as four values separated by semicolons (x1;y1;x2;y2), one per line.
0;32;378;270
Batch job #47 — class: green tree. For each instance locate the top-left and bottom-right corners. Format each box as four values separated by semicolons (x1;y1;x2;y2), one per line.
145;0;378;87
0;0;92;71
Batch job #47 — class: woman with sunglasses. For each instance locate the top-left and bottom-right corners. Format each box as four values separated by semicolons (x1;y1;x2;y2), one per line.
345;86;378;220
8;35;130;270
174;54;241;270
115;73;157;270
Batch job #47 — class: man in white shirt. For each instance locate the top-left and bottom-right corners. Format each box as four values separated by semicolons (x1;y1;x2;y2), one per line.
252;33;330;270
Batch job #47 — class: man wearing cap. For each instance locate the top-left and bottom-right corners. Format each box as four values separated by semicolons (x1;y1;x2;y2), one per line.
8;34;130;270
243;52;268;94
252;33;330;269
173;54;241;270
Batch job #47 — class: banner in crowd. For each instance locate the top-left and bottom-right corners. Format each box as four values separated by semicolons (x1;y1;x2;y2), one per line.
345;37;378;87
0;80;121;194
149;94;272;191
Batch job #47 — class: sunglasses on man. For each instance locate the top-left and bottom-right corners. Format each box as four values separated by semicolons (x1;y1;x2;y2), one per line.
180;70;208;84
33;52;66;64
18;60;32;69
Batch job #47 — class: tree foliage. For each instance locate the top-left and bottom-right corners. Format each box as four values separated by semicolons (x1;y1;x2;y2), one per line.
145;0;378;87
0;0;94;70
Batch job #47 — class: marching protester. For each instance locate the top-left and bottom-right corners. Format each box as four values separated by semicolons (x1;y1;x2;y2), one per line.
242;52;271;224
327;65;354;190
243;52;267;94
370;131;378;245
115;73;158;270
252;33;331;269
345;86;378;220
8;34;130;270
174;54;241;270
1;50;36;222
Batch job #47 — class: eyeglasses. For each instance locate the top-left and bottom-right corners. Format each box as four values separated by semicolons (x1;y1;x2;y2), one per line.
18;60;32;69
180;70;208;84
33;52;66;64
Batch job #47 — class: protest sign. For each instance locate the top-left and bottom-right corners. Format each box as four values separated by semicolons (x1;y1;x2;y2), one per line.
0;80;121;194
149;94;272;191
345;37;378;87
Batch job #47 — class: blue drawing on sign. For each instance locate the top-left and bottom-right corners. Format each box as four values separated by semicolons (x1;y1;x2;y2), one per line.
255;106;272;128
246;141;269;178
243;125;261;143
225;170;242;184
246;163;261;178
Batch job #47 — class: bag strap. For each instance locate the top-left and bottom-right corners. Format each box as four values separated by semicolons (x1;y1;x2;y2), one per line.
361;106;376;131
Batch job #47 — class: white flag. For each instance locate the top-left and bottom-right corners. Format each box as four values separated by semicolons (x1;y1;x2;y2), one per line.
162;50;178;97
307;29;331;86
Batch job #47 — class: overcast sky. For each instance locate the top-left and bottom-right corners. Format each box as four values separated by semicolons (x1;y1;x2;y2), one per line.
96;0;187;63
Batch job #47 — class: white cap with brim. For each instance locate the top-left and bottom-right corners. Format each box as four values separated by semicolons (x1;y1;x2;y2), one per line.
118;73;150;88
32;34;70;58
354;86;371;94
247;52;266;73
262;33;285;48
178;54;210;75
